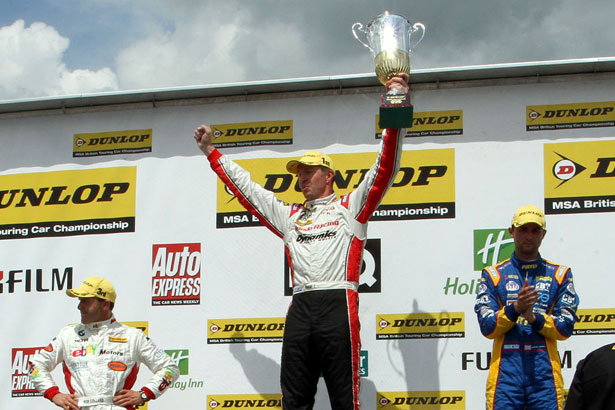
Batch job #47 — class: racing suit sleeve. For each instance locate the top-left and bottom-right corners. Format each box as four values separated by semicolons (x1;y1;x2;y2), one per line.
135;333;180;400
28;335;65;401
533;267;579;340
344;128;405;223
207;149;290;238
474;268;518;339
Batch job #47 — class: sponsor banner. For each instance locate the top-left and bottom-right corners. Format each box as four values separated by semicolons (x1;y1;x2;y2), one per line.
284;239;381;296
375;110;463;138
73;129;153;157
527;102;615;131
165;349;189;375
0;167;136;240
544;140;615;214
441;228;514;297
216;149;455;228
377;312;465;340
208;318;285;344
211;121;293;148
359;350;368;377
377;391;465;409
370;203;453;221
442;276;481;296
0;219;134;240
461;350;573;371
11;347;44;397
573;308;615;335
164;349;204;391
473;228;514;271
0;267;73;295
207;394;282;409
124;321;148;335
152;243;201;306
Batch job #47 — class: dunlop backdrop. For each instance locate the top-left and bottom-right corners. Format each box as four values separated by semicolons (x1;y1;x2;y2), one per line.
1;65;614;410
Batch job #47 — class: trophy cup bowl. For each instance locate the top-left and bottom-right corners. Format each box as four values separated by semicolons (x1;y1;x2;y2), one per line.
353;11;425;128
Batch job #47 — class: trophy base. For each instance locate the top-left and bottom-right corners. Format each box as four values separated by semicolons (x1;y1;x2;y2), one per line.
379;93;413;129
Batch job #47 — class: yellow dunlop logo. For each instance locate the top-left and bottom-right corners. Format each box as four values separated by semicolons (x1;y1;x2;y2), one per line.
207;394;282;409
73;129;152;157
376;312;465;340
573;308;615;335
0;167;136;240
216;148;455;228
207;318;285;344
211;121;293;148
527;101;615;131
376;110;463;138
544;140;615;214
377;391;465;409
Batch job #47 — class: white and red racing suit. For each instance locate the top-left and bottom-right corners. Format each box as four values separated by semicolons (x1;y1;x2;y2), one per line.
29;316;179;410
207;128;404;410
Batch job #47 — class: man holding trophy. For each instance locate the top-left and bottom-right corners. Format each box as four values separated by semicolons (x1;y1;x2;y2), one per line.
193;11;422;410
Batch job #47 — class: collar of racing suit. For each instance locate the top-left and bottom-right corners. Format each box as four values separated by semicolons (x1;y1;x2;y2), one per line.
303;193;337;209
510;252;543;280
81;316;117;331
304;193;336;210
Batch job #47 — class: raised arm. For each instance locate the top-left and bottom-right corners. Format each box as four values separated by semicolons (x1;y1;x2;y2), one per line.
192;123;291;237
194;124;216;157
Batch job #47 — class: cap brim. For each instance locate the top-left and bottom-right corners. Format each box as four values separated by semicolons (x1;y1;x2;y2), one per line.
513;219;545;228
286;160;301;174
66;288;96;298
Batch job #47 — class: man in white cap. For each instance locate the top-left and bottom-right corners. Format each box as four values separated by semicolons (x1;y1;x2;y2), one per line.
29;277;179;410
193;75;408;410
474;205;580;410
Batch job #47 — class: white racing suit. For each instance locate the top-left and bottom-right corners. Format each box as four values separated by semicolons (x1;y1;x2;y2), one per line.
29;316;179;410
208;128;404;410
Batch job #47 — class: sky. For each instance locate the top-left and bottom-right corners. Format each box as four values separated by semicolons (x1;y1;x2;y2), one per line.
1;0;614;101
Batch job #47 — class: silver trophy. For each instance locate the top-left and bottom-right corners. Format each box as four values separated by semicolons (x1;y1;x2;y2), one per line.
352;11;425;128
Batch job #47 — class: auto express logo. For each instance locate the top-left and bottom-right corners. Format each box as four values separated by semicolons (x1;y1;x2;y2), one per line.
11;347;44;397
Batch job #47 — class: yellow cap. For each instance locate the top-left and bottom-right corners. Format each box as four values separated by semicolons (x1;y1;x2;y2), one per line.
512;205;546;229
286;151;334;174
66;276;117;303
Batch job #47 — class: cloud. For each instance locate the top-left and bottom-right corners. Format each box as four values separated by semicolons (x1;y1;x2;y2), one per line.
1;0;613;100
115;4;318;90
115;8;251;89
0;19;118;100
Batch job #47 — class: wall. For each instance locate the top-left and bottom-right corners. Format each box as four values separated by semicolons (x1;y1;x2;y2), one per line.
2;68;615;410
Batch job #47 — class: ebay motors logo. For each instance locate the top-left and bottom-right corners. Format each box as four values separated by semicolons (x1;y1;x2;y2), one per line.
12;347;44;397
152;243;201;306
72;344;98;357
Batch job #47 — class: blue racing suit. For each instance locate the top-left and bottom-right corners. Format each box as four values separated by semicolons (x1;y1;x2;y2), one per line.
474;252;579;410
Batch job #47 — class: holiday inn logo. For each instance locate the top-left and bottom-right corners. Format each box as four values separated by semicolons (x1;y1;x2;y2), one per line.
165;349;189;375
473;229;514;271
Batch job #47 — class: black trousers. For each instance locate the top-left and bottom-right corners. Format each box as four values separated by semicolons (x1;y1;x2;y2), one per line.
281;289;361;410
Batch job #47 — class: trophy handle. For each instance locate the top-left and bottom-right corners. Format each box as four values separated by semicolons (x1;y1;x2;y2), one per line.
352;22;373;52
410;22;426;48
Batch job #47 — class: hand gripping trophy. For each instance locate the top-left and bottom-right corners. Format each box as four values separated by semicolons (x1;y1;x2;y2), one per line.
353;11;425;128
